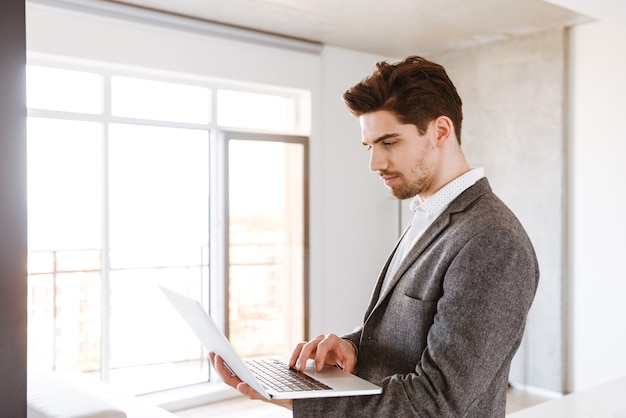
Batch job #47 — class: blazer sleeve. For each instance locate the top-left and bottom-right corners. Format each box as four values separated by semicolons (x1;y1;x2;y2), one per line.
342;328;363;351
293;223;539;417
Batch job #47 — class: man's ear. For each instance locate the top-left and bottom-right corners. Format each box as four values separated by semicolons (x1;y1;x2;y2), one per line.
434;116;454;147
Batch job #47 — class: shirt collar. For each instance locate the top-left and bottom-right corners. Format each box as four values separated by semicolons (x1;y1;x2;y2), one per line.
409;168;485;214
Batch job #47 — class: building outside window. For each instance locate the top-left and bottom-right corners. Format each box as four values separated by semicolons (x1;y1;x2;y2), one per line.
26;62;309;395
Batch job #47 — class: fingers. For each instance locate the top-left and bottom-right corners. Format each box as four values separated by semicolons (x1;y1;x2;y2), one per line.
209;353;242;389
289;334;358;373
236;381;267;401
209;354;268;400
209;356;264;401
288;341;306;368
313;334;347;371
338;339;358;374
236;381;293;410
209;352;293;410
290;335;325;371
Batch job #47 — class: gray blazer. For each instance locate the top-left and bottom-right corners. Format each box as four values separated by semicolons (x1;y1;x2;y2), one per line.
294;178;539;417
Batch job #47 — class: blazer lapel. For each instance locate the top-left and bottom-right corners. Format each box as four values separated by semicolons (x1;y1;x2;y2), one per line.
364;226;408;316
373;213;452;306
363;178;492;319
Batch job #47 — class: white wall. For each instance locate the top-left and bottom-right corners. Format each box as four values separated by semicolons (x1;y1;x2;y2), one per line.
309;47;398;337
568;20;626;392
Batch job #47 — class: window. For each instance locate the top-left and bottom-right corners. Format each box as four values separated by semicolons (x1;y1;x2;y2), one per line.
26;63;309;395
226;133;307;358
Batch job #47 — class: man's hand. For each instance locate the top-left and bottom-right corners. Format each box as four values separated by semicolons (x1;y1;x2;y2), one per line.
208;352;293;410
289;334;358;373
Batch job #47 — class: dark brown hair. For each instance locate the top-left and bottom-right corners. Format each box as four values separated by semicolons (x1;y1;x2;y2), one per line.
343;56;463;143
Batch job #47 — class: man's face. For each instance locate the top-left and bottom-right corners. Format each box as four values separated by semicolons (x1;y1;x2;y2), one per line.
360;110;439;200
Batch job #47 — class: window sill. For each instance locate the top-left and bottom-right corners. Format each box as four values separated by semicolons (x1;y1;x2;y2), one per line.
139;382;242;412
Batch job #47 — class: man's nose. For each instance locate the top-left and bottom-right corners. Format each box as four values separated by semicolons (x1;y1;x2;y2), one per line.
369;148;387;173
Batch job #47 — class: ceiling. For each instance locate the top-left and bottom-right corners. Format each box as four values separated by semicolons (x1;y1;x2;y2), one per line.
104;0;594;57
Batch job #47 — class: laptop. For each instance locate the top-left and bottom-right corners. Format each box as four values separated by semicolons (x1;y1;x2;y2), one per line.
159;285;382;400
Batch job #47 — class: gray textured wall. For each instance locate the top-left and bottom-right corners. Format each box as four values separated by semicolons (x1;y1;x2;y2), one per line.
433;29;566;393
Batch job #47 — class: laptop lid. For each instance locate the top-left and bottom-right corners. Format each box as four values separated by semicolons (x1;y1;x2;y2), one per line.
159;285;382;399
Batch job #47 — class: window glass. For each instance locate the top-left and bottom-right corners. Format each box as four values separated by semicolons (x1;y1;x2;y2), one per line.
26;66;102;114
27;117;103;373
228;138;305;358
26;64;308;396
53;272;103;372
217;90;295;131
112;76;210;124
107;123;210;393
27;117;103;251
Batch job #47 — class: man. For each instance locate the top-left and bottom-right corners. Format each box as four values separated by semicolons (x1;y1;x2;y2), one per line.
210;55;539;417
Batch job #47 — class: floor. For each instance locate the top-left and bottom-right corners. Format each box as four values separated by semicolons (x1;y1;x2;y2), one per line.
175;396;290;418
505;386;554;414
175;386;554;417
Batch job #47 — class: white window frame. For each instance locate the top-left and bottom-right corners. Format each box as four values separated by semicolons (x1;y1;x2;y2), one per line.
26;56;310;410
26;0;318;407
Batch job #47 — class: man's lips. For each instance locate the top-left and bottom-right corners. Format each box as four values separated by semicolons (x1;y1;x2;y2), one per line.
381;175;399;187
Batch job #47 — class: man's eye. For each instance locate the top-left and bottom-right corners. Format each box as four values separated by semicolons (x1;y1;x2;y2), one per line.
383;141;395;147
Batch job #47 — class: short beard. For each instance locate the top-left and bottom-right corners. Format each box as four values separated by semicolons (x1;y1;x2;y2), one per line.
387;142;436;201
390;175;433;200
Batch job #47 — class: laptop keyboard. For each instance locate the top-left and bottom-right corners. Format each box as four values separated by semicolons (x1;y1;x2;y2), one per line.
245;359;332;392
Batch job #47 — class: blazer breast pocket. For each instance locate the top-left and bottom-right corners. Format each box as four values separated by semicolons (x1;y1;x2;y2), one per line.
377;294;438;367
398;270;444;302
399;293;438;321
